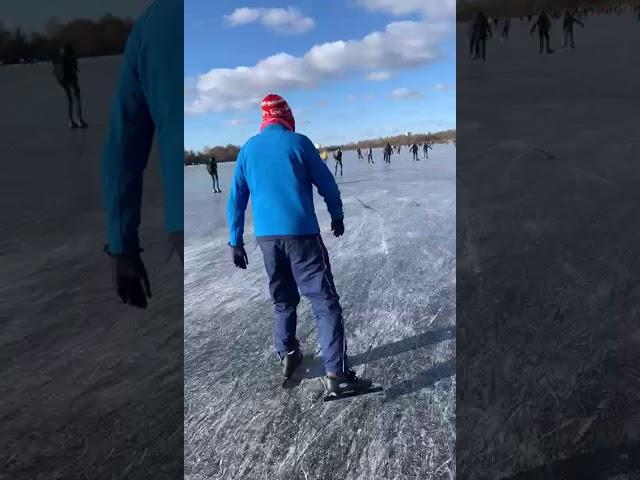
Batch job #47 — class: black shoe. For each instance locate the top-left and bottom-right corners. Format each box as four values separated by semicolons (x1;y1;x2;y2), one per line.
324;369;372;395
281;349;303;380
69;120;80;129
79;120;88;128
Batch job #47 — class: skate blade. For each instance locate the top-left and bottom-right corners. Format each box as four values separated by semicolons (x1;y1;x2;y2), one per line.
323;385;384;402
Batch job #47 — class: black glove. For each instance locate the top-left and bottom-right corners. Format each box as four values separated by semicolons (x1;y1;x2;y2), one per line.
231;245;248;269
331;218;345;237
110;253;152;309
166;230;184;265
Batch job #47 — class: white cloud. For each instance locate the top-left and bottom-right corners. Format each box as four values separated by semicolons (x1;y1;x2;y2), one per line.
225;118;249;127
391;87;422;99
186;18;451;114
355;0;456;18
366;70;391;81
433;82;454;92
224;7;315;34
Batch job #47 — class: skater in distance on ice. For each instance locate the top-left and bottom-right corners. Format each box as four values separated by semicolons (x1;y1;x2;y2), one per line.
411;143;420;162
206;155;221;193
227;93;376;399
423;142;432;159
101;0;183;308
563;10;584;49
383;142;393;164
367;145;374;164
52;44;88;129
530;12;554;54
333;147;343;176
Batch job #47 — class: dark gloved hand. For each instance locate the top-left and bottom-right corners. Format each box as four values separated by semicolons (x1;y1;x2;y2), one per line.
110;253;152;309
331;218;345;237
166;230;184;265
231;245;248;269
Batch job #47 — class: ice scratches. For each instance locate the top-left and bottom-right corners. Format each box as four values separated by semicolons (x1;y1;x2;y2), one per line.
353;196;388;255
354;196;379;213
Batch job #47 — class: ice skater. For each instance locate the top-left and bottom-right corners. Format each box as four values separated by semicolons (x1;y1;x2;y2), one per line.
356;147;363;159
501;17;511;40
423;142;432;159
206;155;221;193
333;147;343;176
367;145;374;164
563;10;584;49
227;93;375;399
101;0;183;309
530;12;554;54
410;143;419;162
471;11;492;61
52;44;88;129
383;143;393;164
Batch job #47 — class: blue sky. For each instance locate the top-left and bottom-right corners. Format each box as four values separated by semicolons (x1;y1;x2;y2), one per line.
184;0;456;150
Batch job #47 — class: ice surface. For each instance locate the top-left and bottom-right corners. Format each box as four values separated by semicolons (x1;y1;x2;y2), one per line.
185;147;456;479
0;58;183;479
457;11;640;480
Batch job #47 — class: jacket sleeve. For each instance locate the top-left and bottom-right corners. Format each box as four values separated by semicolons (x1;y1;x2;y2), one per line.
227;152;250;246
101;22;154;254
301;136;344;221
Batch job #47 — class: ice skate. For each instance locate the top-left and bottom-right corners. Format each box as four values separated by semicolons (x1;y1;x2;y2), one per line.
322;369;382;402
281;349;303;388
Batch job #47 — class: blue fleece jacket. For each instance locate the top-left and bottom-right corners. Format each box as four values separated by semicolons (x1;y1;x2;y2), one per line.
227;124;343;246
101;0;183;254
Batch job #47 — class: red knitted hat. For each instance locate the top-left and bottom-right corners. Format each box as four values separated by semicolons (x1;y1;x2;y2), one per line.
260;93;295;132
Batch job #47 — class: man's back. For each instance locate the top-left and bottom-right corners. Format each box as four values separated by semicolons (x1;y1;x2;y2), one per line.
228;124;342;246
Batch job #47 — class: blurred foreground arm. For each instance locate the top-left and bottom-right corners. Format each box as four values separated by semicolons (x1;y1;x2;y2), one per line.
101;1;184;307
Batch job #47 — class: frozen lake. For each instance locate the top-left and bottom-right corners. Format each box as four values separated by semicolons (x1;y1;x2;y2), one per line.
184;146;457;479
457;10;640;480
0;57;183;479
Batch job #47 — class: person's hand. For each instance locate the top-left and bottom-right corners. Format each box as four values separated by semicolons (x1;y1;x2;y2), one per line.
110;254;152;308
231;245;248;269
166;230;184;265
331;218;345;237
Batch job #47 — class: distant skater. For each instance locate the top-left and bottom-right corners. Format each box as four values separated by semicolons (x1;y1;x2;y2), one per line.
367;145;374;164
356;147;363;159
52;44;88;129
423;142;432;159
320;149;329;162
563;11;584;49
206;155;221;193
530;12;554;54
471;12;492;61
410;143;419;162
502;17;511;40
383;143;393;164
333;147;343;176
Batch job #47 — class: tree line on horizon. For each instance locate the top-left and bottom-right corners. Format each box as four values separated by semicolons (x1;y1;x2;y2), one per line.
0;15;133;65
184;129;457;166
